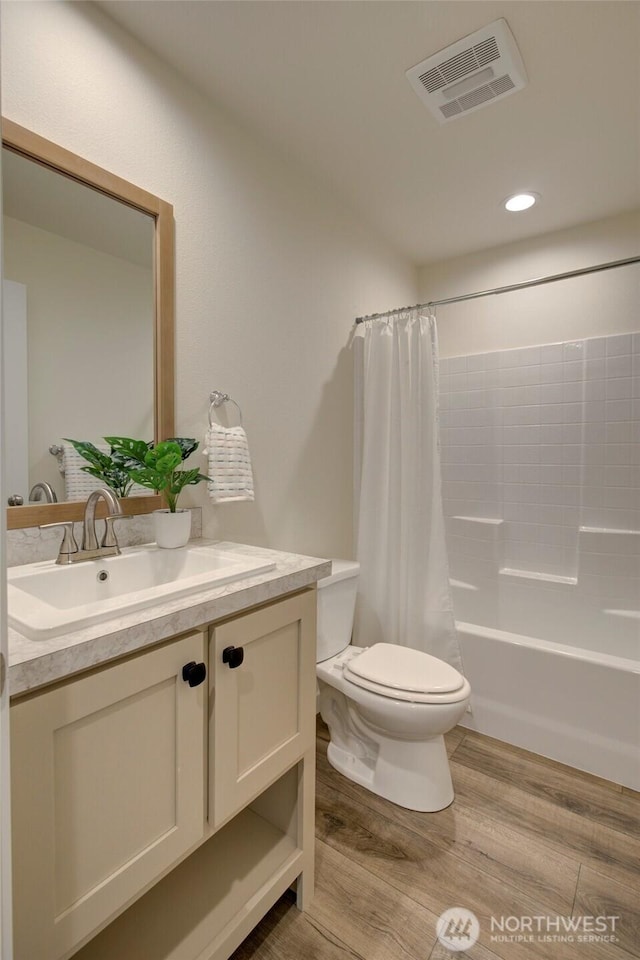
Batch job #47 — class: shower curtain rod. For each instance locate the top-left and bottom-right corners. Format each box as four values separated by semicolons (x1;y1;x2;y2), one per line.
354;254;640;324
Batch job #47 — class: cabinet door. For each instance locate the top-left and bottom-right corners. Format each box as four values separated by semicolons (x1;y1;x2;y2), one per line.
210;590;316;827
11;632;206;960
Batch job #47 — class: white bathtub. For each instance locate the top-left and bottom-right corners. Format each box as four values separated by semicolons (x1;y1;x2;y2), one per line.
456;620;640;791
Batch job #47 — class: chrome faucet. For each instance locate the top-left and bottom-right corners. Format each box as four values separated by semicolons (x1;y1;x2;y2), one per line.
43;487;123;565
81;487;123;554
29;482;58;503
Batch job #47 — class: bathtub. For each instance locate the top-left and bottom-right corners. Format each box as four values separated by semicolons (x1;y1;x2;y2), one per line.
456;620;640;791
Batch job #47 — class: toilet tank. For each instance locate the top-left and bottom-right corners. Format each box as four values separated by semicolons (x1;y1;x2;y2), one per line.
316;560;359;662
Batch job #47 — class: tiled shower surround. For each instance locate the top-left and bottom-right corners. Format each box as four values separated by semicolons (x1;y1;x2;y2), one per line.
439;332;640;655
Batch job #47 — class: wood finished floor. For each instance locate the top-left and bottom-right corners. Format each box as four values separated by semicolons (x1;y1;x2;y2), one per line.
231;720;640;960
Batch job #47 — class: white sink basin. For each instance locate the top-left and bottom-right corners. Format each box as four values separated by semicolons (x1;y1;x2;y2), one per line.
7;543;276;640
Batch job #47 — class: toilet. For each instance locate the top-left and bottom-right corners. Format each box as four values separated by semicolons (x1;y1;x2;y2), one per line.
316;560;471;812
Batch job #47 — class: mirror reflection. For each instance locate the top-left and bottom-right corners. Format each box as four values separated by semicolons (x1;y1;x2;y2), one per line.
2;148;155;503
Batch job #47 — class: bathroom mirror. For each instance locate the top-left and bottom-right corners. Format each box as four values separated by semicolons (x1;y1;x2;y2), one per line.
2;119;175;530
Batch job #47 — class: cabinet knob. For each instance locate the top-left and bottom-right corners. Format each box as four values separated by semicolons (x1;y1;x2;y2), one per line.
182;661;207;687
222;645;244;669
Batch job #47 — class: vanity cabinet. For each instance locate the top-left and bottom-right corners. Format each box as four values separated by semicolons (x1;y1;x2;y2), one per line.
10;587;317;960
11;631;207;960
209;591;316;828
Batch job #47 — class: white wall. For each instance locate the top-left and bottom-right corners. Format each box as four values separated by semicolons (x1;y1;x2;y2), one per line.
2;280;28;501
4;217;154;499
419;210;640;357
1;1;416;557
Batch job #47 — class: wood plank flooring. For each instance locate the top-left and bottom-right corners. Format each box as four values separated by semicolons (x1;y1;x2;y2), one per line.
231;720;640;960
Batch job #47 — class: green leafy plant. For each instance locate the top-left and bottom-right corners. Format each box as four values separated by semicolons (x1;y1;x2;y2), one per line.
63;438;148;498
105;437;208;513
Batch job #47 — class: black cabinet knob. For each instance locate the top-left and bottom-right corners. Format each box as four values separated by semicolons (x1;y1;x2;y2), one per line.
182;661;207;687
222;645;244;669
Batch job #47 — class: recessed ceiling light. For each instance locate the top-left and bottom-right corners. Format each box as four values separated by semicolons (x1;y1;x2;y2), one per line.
504;192;538;212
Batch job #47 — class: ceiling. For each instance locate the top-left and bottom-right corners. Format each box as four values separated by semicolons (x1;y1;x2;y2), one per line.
97;1;640;265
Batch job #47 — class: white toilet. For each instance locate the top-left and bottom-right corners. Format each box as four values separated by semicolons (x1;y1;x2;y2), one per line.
316;560;470;812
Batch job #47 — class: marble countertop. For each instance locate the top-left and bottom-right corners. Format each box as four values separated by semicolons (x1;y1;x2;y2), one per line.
8;540;331;697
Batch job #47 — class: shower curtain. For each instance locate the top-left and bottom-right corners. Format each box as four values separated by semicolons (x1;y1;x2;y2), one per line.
353;309;462;672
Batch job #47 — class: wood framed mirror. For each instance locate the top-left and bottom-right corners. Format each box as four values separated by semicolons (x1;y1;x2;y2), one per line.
3;119;174;530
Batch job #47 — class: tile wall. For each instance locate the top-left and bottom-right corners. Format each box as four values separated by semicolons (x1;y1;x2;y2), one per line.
439;333;640;648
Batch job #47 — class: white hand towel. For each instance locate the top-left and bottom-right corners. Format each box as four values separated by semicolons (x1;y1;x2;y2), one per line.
61;442;110;500
204;423;255;502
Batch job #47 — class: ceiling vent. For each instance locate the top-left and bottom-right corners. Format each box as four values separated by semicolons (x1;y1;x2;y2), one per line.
406;19;527;124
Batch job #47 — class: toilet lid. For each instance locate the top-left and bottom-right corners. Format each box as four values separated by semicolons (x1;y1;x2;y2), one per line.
345;643;464;695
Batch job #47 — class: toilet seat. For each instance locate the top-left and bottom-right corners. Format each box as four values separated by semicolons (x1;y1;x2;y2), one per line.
343;642;468;704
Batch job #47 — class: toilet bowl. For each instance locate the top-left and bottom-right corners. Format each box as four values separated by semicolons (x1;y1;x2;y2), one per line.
316;560;470;812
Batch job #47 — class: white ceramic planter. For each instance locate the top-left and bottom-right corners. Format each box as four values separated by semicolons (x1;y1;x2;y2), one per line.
153;509;191;549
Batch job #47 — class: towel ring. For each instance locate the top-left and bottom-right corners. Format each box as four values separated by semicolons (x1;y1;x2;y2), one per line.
208;391;243;427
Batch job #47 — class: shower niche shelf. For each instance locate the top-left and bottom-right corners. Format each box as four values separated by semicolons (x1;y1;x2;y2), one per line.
499;567;578;586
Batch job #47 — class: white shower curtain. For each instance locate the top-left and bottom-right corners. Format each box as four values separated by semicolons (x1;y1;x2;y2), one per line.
353;309;462;672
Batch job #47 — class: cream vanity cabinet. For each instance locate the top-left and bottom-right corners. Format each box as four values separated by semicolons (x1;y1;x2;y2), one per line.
10;588;317;960
209;591;316;828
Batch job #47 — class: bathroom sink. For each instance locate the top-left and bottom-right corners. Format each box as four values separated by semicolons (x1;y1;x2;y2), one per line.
7;543;276;640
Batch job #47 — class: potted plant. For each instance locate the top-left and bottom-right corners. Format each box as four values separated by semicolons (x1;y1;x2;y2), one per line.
63;438;143;498
106;436;208;548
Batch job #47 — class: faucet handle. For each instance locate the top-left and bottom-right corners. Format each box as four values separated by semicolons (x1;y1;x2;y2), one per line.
102;515;123;552
40;521;79;564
